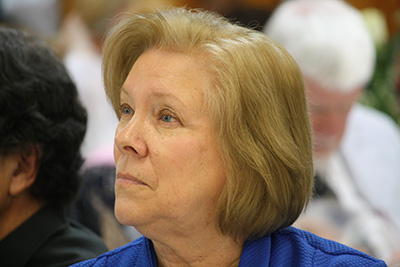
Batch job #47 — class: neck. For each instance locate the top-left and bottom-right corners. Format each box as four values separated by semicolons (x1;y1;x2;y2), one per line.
151;229;243;267
0;192;45;240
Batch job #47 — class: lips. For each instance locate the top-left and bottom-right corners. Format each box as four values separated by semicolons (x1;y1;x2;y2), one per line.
116;173;148;186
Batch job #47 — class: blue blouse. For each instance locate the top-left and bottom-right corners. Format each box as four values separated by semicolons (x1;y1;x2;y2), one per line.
70;226;386;266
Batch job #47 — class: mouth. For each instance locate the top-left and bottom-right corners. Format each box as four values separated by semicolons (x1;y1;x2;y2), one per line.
116;173;148;186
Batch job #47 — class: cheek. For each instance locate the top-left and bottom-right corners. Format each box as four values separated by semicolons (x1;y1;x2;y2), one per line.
180;142;225;192
169;141;211;174
159;136;225;186
0;181;12;215
114;144;121;164
310;113;324;132
334;119;348;141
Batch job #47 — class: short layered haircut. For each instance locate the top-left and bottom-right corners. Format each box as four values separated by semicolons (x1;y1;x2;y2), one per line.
102;7;313;240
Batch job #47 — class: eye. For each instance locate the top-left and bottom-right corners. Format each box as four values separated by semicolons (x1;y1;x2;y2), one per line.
161;114;172;122
120;104;133;116
159;109;179;124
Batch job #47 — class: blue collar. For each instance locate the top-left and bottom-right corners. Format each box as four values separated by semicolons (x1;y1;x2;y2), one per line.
138;235;271;266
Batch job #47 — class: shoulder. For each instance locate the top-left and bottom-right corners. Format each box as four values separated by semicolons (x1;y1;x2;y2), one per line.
340;104;400;195
34;219;109;266
270;227;387;266
342;103;400;174
346;104;400;139
3;205;109;267
58;219;109;253
70;237;148;267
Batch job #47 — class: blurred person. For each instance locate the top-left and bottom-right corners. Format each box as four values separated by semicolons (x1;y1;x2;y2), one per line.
0;26;108;266
71;7;385;266
61;0;175;249
264;0;400;263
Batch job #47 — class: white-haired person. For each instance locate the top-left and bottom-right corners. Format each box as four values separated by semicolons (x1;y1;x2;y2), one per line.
264;0;400;264
71;7;386;266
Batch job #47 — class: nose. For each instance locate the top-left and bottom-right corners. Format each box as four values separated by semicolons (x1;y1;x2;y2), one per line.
114;117;148;158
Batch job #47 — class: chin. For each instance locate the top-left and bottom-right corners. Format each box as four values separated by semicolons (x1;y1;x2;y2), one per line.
314;150;331;160
114;198;154;230
313;143;339;160
114;198;137;226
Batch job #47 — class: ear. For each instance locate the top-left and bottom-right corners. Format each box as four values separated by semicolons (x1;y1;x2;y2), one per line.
9;145;40;196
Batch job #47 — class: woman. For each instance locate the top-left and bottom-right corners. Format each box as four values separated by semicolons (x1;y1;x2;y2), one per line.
72;8;386;266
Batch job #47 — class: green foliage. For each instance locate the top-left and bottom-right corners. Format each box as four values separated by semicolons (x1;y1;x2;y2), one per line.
360;33;400;125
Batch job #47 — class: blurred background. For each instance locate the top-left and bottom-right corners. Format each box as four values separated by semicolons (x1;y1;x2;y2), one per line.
0;0;399;257
1;0;399;126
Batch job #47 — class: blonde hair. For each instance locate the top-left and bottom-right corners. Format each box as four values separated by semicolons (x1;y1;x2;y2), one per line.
103;7;313;240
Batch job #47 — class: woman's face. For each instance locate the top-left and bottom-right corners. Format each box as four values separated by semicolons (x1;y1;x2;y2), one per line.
114;48;226;235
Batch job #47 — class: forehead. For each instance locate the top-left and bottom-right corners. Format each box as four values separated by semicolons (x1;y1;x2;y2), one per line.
122;48;213;109
305;78;360;106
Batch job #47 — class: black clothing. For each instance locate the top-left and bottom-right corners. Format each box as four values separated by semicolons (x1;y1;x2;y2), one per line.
313;172;336;199
0;205;108;267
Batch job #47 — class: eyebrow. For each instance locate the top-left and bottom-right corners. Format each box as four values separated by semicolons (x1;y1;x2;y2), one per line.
120;86;190;110
152;91;190;112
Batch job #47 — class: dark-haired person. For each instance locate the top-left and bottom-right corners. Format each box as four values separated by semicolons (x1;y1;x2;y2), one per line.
0;27;108;266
